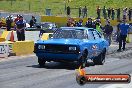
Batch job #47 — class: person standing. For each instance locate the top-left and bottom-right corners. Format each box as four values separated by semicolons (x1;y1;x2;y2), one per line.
116;21;121;42
128;8;132;21
77;19;83;27
83;6;88;18
14;15;20;24
67;17;75;27
67;6;71;17
92;20;96;29
16;15;26;41
103;19;113;45
95;19;102;33
85;18;93;28
117;19;130;52
111;8;115;20
14;15;20;31
123;7;128;19
67;18;72;27
6;16;12;31
73;20;78;27
79;6;82;18
97;6;101;19
103;6;107;19
107;8;111;19
30;16;37;28
116;8;121;21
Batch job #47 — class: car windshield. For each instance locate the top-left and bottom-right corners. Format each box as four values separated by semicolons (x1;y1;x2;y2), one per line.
52;28;87;39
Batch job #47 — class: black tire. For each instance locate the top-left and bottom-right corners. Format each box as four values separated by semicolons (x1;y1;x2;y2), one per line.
78;51;88;68
93;49;106;65
38;58;46;67
76;75;87;86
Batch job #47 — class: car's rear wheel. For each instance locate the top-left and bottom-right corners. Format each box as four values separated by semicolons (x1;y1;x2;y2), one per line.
38;58;46;67
78;50;88;68
93;49;106;65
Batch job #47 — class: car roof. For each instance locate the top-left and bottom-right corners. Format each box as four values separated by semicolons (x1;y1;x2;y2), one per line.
60;27;94;30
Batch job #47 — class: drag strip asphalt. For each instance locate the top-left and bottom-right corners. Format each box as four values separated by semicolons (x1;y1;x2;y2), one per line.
1;43;132;88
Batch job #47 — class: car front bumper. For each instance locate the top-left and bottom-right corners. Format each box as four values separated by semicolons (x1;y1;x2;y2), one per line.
36;52;80;62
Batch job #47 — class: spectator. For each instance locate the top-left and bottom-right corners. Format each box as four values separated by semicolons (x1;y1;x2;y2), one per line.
97;6;101;19
77;19;83;27
92;20;96;29
30;16;37;28
67;6;71;17
67;18;74;27
103;6;107;19
103;19;113;45
0;17;6;27
16;15;26;41
123;7;128;19
67;20;71;27
74;20;78;27
14;15;20;23
117;19;130;52
79;6;82;18
116;8;121;21
85;18;93;28
111;8;115;20
107;8;111;19
95;19;102;33
83;6;88;18
116;21;121;42
128;8;132;21
6;16;12;31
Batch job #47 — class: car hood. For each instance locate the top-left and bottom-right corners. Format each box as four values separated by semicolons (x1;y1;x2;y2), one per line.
37;39;82;45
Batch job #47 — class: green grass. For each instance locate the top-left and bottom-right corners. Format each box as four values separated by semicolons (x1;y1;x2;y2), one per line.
0;0;131;18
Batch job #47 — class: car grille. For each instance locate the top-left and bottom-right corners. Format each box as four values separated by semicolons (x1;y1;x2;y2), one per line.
39;44;79;54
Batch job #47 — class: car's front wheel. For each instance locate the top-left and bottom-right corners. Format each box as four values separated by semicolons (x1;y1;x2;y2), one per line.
38;58;46;67
78;51;88;68
93;49;106;65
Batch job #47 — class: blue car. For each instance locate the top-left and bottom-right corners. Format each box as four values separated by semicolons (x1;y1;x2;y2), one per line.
34;27;109;67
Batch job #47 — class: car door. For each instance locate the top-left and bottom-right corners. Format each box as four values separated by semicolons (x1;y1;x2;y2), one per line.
87;29;98;58
92;30;104;55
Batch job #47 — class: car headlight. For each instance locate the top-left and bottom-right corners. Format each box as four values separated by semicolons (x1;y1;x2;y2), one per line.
38;45;45;49
69;46;77;51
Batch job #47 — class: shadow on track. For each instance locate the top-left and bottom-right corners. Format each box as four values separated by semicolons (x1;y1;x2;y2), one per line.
27;61;95;70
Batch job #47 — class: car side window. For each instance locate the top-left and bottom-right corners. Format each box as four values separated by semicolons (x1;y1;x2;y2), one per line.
97;32;102;38
88;30;94;40
83;30;88;39
92;30;101;39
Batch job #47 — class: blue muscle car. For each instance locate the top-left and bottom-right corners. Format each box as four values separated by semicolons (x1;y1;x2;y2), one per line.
34;27;109;67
